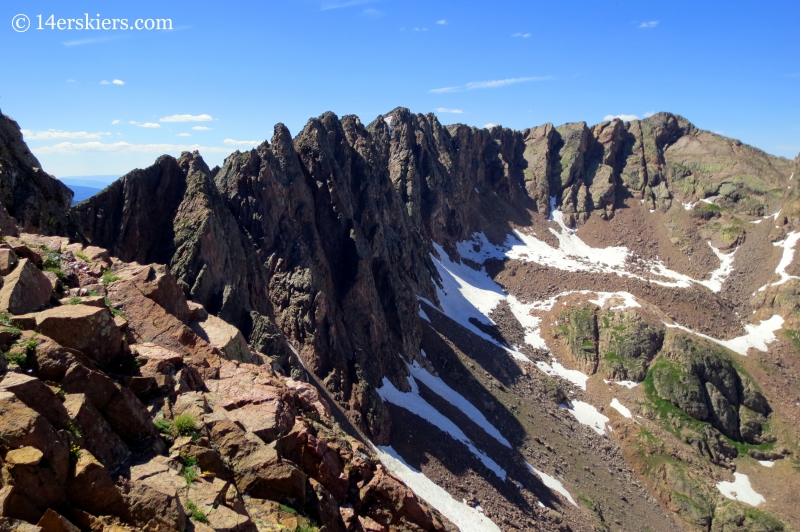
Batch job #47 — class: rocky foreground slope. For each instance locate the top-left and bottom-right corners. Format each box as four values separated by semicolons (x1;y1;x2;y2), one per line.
0;229;452;531
1;109;800;531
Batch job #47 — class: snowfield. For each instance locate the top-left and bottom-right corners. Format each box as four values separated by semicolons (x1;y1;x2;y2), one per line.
716;472;766;506
560;401;609;436
525;462;577;506
374;446;502;532
665;315;784;356
376;375;507;480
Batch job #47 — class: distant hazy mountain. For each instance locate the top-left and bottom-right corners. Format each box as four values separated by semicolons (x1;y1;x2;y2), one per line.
59;176;119;205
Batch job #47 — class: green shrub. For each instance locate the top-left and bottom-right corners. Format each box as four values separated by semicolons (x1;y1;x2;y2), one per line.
173;413;198;437
75;251;90;262
184;501;208;523
3;349;26;367
154;419;172;435
0;326;22;340
102;270;120;284
69;297;82;305
181;455;199;485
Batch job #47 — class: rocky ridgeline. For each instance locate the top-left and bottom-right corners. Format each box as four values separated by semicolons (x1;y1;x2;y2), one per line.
0;230;452;532
68;108;797;444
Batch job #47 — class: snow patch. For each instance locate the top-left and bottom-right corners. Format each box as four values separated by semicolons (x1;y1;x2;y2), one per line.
376;376;507;480
610;398;632;419
560;401;609;435
665;315;784;356
683;201;698;210
536;359;589;390
587;291;640;310
406;360;511;448
428;243;530;362
758;231;800;292
374;446;502;532
758;460;775;468
716;472;765;506
525;462;577;506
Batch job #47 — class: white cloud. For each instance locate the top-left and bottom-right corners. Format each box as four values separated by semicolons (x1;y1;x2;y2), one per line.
112;79;125;85
466;76;551;89
21;129;111;141
639;21;658;28
429;86;460;94
129;121;161;128
603;114;639;121
111;119;120;125
223;139;261;146
160;114;213;123
437;19;447;25
433;108;463;114
321;0;376;10
67;79;75;83
413;27;427;32
177;133;191;137
100;80;110;85
484;123;497;129
192;126;212;131
34;141;233;155
512;32;531;38
643;111;656;118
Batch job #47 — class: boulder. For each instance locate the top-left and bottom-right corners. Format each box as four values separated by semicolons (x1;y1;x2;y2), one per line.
103;386;159;443
173;391;209;419
0;372;69;427
0;485;42;524
207;415;306;504
0;203;19;237
82;246;111;264
205;505;256;532
0;258;52;314
63;393;129;468
6;446;43;466
223;401;294;444
0;248;18;275
36;509;80;532
105;279;216;361
34;305;123;365
0;391;69;483
61;364;157;444
28;334;93;381
66;451;126;516
61;363;118;410
113;263;190;321
191;313;251;363
5;446;66;511
9;245;42;266
119;478;187;532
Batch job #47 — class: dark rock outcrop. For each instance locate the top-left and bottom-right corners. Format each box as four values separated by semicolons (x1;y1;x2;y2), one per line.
0;115;77;236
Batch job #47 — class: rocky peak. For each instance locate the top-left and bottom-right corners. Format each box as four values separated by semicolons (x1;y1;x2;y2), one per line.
0;114;77;236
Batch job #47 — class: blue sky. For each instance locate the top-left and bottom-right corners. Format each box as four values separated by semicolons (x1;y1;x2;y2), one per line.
1;0;798;177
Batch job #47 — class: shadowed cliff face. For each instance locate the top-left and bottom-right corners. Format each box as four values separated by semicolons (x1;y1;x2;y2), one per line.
0;115;77;236
71;108;795;441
